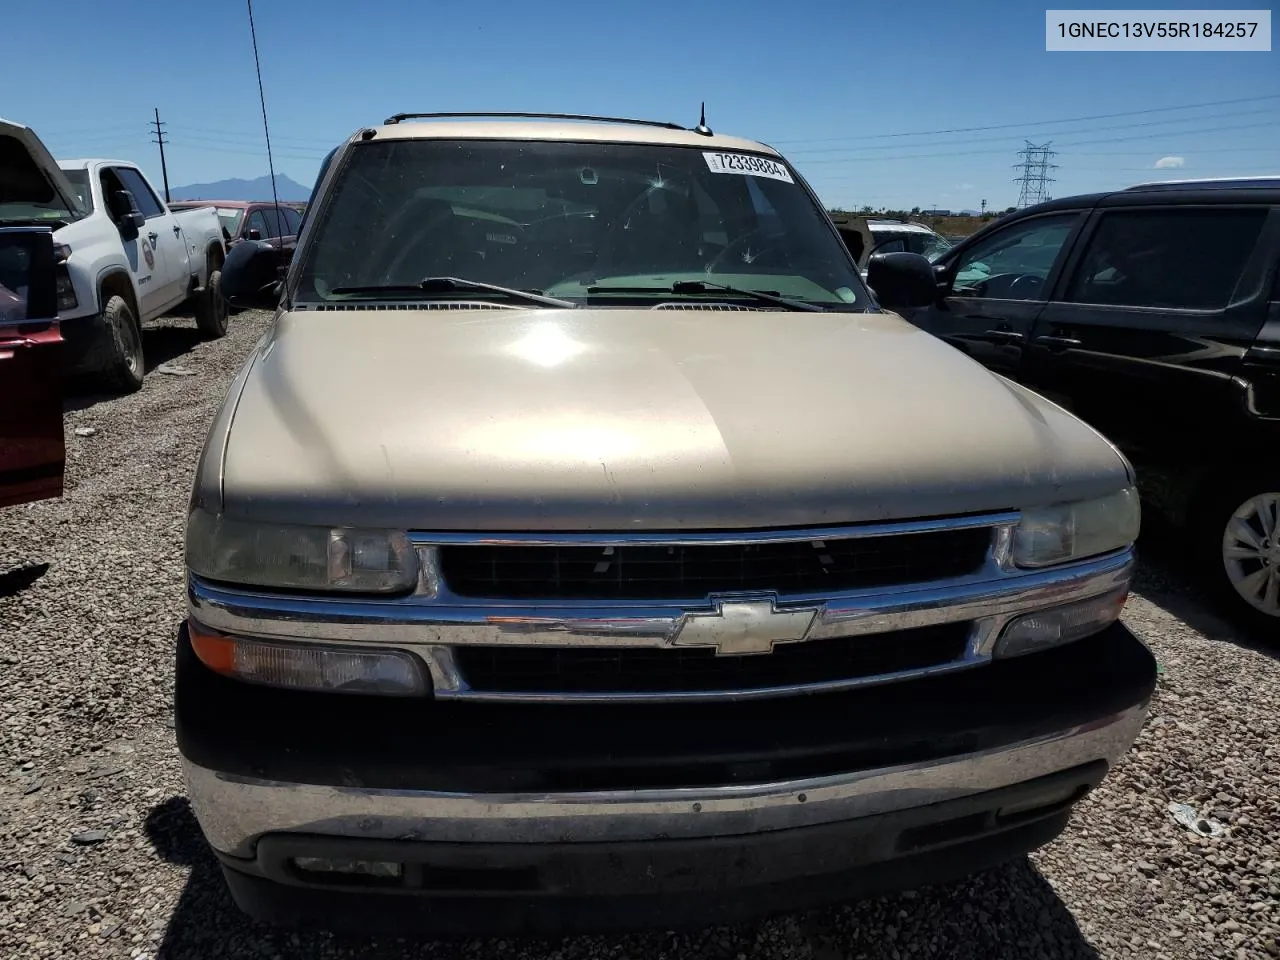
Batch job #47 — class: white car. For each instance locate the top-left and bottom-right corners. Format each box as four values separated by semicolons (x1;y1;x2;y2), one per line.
865;219;954;262
828;216;954;279
0;118;228;393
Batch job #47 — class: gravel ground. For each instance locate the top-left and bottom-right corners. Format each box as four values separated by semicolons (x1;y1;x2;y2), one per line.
1;308;1277;960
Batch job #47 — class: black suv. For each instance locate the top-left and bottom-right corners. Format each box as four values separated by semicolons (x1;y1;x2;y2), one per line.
889;177;1280;633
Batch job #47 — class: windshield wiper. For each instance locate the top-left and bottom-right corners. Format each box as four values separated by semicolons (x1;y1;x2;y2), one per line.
331;276;575;309
586;280;823;312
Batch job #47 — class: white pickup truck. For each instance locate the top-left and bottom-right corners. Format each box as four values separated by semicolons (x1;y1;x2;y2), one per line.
0;119;228;392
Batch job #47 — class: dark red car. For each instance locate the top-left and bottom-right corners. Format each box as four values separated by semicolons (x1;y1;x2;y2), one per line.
0;225;65;509
168;200;302;251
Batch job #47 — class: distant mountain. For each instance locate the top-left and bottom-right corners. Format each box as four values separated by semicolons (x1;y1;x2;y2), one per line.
169;174;311;203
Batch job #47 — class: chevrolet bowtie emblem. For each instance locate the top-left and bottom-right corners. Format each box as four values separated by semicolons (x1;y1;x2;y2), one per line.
672;598;819;656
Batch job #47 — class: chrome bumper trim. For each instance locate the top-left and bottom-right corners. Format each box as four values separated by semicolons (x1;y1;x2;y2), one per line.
187;550;1134;702
184;701;1150;859
189;549;1133;649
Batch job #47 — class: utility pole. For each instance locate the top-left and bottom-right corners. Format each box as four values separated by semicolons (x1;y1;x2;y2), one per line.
150;108;171;204
1013;141;1057;209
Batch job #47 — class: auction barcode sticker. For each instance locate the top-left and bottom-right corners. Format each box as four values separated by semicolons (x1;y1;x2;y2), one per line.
703;152;795;183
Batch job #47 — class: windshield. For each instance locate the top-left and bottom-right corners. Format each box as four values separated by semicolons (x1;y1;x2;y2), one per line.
215;208;245;236
295;138;868;310
60;168;94;211
0;136;80;225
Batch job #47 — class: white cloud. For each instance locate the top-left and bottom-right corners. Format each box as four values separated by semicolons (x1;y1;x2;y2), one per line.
956;183;975;191
1154;156;1186;169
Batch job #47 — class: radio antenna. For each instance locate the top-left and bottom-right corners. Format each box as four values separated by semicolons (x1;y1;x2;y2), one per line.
694;102;713;137
246;0;282;226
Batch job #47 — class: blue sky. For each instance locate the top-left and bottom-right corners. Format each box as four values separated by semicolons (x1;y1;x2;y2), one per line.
7;0;1277;210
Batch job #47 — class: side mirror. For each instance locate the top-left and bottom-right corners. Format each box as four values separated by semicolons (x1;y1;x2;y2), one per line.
108;190;145;240
866;252;939;310
221;238;290;309
247;228;262;242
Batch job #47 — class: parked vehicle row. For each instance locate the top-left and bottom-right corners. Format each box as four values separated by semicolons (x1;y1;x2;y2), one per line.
3;108;1268;944
1;119;230;394
169;199;302;254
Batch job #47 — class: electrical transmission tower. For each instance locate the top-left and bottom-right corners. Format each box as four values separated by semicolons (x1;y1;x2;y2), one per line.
150;108;171;203
1013;141;1057;208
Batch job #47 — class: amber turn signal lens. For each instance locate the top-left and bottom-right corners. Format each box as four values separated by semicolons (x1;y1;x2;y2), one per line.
186;618;426;696
188;620;238;675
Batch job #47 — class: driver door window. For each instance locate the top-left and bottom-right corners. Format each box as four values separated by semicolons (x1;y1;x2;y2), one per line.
952;214;1078;301
247;211;272;239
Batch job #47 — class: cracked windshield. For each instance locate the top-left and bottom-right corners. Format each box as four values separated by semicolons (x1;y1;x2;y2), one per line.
299;138;866;309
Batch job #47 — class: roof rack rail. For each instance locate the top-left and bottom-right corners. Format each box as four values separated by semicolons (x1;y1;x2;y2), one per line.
382;112;689;131
1125;175;1280;192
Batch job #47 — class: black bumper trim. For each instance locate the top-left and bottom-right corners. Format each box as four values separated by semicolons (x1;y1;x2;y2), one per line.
175;621;1156;794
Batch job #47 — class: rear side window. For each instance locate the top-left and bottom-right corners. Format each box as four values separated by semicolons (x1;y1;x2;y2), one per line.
873;234;908;254
1064;208;1267;310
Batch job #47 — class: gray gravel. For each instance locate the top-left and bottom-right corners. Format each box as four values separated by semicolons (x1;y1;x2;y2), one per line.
1;308;1278;960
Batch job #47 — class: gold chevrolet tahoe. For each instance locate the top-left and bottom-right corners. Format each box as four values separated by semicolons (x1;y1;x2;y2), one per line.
178;112;1155;936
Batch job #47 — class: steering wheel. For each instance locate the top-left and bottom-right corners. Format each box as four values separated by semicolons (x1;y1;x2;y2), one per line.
705;229;785;273
1006;274;1044;296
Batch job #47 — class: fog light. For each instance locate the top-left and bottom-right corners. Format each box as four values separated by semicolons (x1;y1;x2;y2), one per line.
994;589;1129;659
189;620;426;696
293;857;403;878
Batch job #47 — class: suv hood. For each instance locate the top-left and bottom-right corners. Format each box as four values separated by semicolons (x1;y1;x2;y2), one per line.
0;118;86;220
214;307;1130;530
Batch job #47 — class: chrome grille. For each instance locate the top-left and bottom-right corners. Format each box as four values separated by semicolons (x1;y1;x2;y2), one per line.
437;526;993;601
453;623;971;696
185;510;1150;706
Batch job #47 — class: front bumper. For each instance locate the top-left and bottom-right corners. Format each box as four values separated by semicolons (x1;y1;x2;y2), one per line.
214;762;1110;936
177;621;1155;932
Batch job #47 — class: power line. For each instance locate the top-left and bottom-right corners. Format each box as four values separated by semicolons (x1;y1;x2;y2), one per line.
793;120;1278;170
150;108;171;204
782;106;1278;157
765;93;1280;145
164;122;340;148
162;131;329;158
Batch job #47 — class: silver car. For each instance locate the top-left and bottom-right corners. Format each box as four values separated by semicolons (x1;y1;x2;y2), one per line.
180;112;1155;936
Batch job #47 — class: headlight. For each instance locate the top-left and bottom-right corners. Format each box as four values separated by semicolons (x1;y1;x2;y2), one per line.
185;510;419;593
1012;487;1140;568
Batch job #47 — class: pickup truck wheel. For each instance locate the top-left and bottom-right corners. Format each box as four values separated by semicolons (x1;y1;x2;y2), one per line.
96;295;145;394
195;268;228;339
1191;470;1280;640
